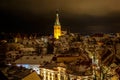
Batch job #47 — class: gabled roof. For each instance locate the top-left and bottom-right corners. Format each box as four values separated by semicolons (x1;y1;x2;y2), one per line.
22;71;41;80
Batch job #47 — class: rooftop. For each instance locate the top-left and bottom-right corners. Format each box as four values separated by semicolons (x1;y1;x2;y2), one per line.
14;55;54;64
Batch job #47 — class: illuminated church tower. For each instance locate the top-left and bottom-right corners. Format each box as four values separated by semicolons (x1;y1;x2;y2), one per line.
54;11;61;39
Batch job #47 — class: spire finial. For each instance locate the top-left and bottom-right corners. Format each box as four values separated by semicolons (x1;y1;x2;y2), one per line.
55;9;60;26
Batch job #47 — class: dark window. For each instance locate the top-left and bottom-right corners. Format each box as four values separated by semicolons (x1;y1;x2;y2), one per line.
33;57;36;59
26;57;29;59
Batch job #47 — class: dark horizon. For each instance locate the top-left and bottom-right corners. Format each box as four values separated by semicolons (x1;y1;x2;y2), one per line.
1;10;120;34
0;0;120;34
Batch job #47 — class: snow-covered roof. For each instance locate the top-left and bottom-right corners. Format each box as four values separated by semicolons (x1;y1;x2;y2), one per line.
14;55;54;64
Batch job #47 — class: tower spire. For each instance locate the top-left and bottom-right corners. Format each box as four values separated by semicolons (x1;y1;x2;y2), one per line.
54;9;61;39
55;9;60;26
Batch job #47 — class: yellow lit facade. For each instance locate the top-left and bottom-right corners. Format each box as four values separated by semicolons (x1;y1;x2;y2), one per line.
54;12;61;39
40;66;67;80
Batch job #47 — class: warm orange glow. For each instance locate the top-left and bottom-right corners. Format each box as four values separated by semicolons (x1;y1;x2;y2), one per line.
54;26;61;39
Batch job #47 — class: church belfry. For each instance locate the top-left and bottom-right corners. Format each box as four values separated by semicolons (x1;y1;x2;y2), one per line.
54;11;61;39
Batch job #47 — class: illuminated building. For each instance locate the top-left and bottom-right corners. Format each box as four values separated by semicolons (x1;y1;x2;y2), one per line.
54;11;61;39
40;63;67;80
39;62;93;80
14;55;54;74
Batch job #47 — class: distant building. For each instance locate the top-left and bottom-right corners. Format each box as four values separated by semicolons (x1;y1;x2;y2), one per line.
0;41;7;67
54;11;61;39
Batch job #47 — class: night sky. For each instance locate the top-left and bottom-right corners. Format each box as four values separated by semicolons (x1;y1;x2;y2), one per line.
0;0;120;34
